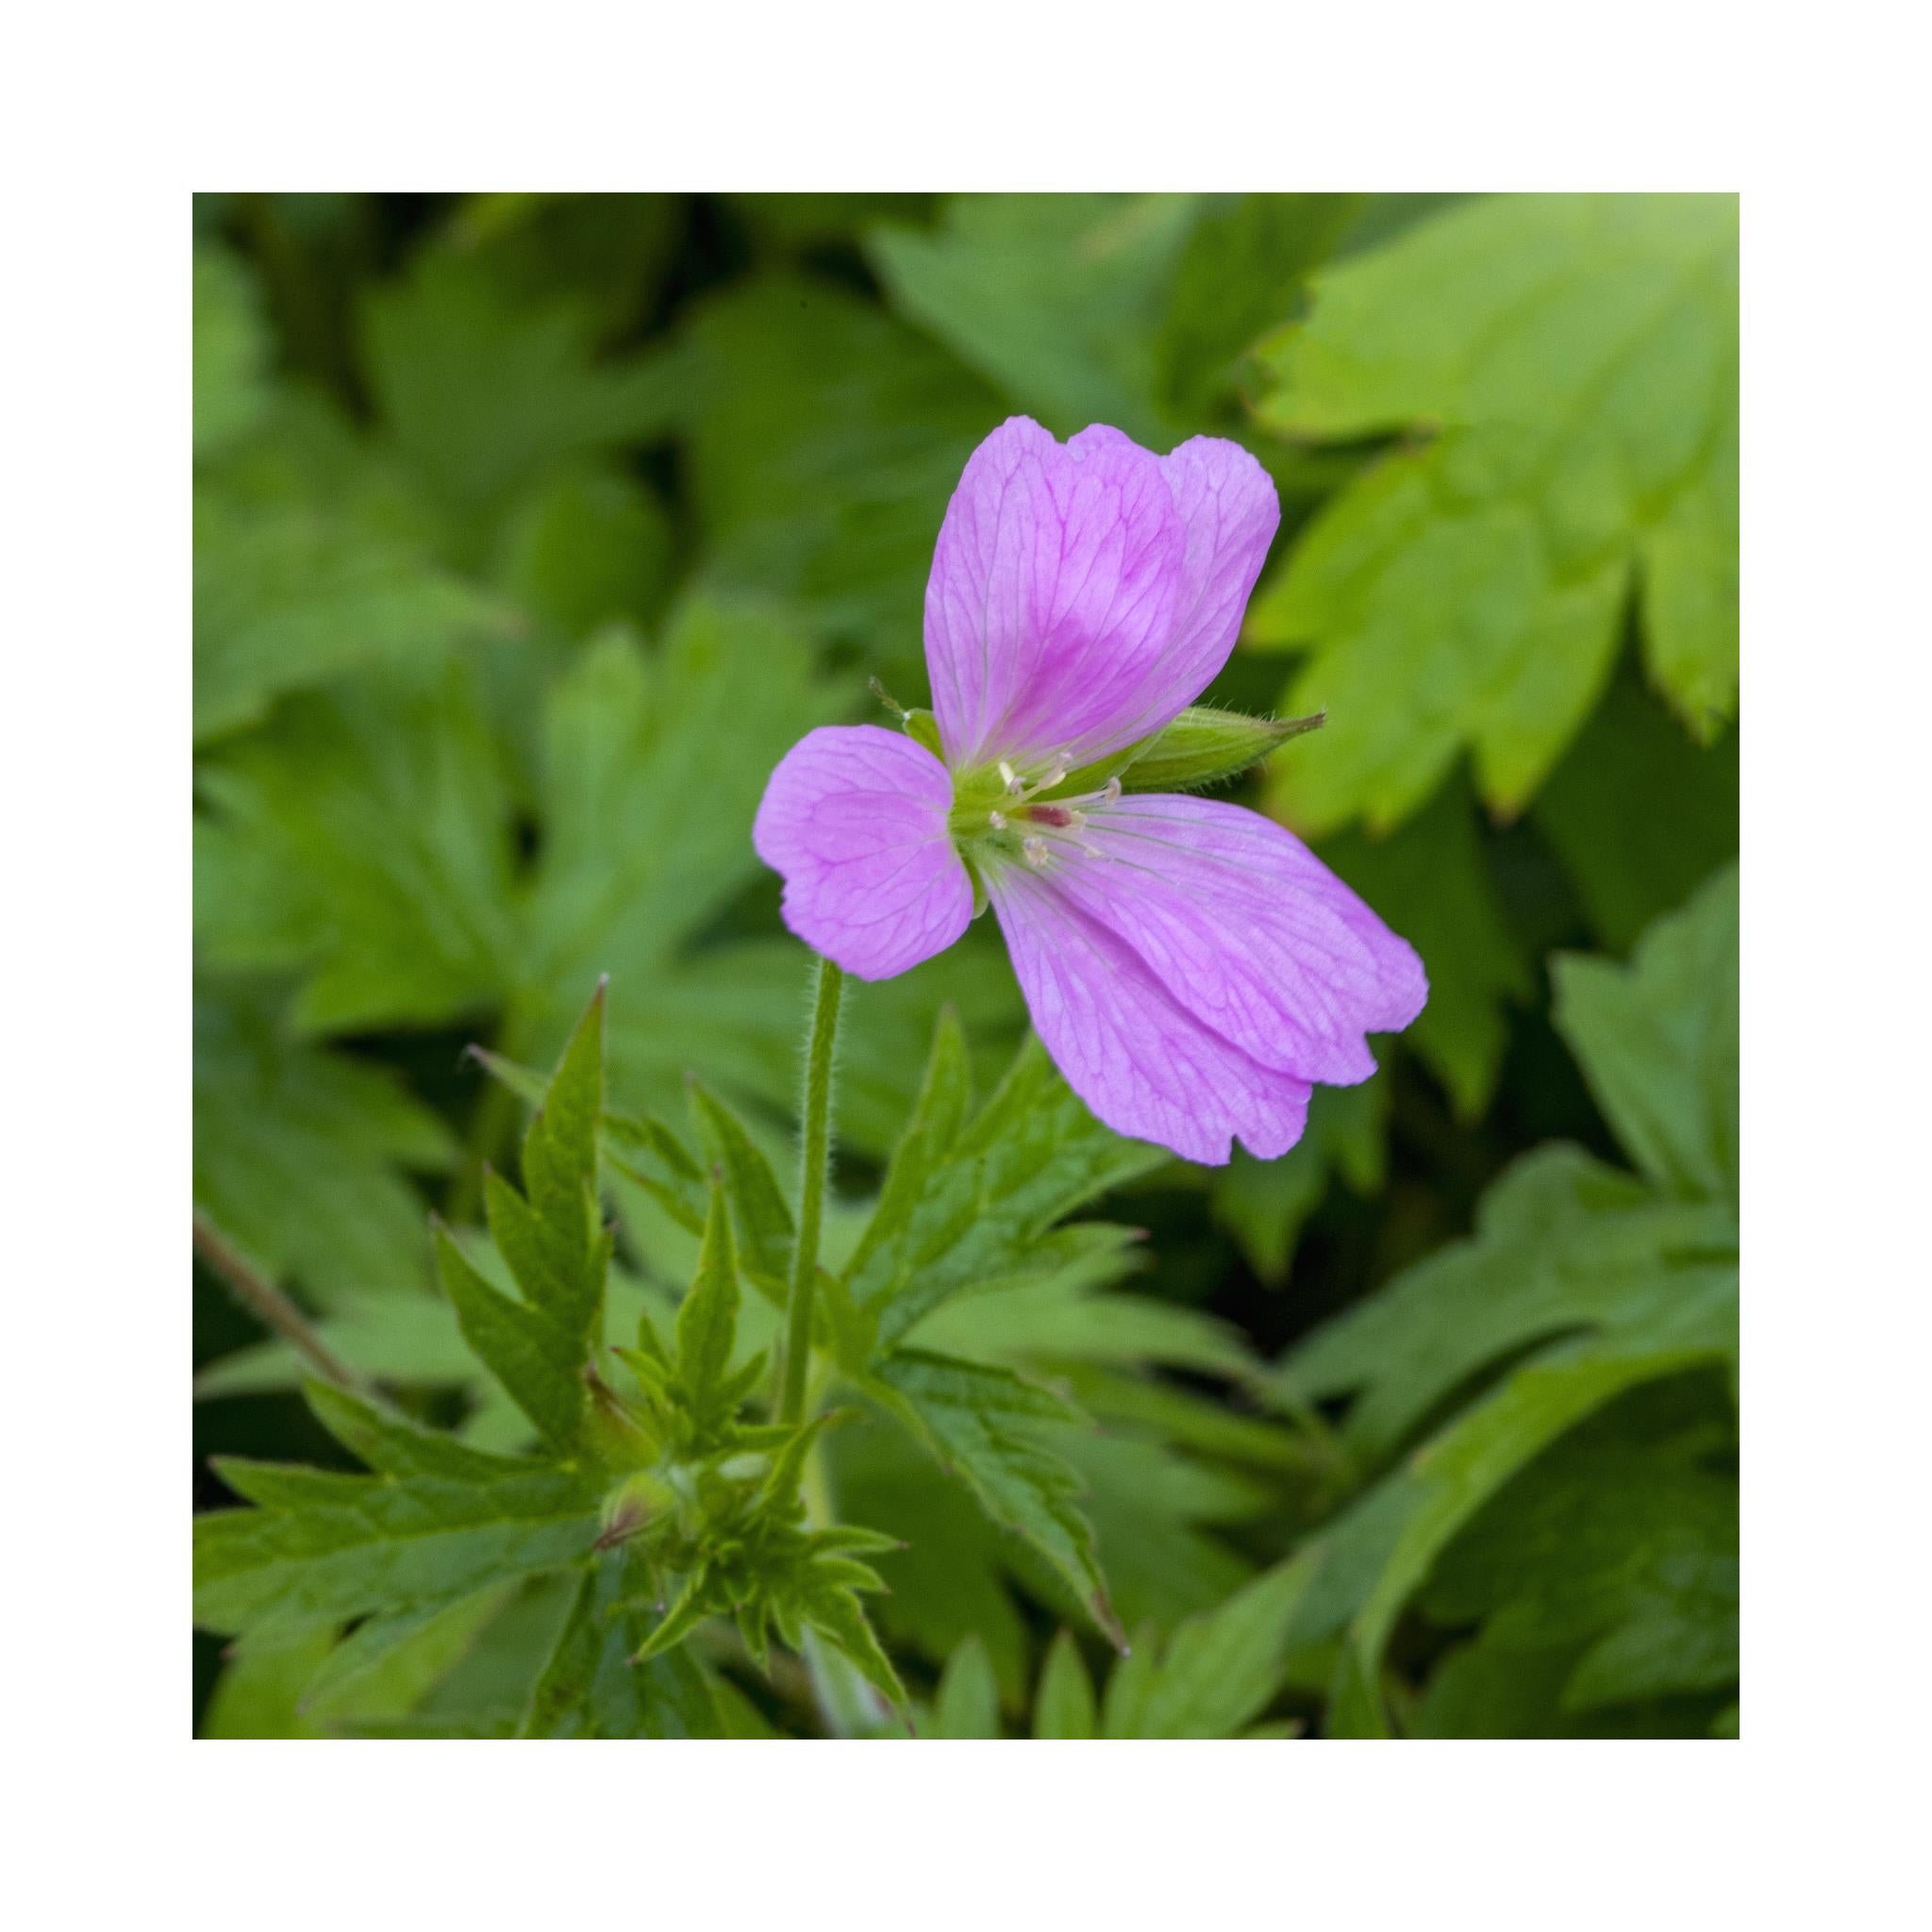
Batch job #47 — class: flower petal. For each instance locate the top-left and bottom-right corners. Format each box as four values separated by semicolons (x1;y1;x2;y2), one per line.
1155;435;1283;717
923;417;1185;774
989;865;1313;1166
752;725;973;980
1027;794;1427;1087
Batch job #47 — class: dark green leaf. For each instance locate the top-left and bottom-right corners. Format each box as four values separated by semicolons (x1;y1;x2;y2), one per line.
1315;778;1532;1118
869;194;1198;441
844;1036;1168;1352
872;1349;1118;1646
1552;867;1739;1202
193;983;453;1305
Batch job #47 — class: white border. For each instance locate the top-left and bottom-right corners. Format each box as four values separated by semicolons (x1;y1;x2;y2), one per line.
9;0;1926;1922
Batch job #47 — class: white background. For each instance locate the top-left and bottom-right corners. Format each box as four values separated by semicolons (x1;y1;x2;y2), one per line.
7;1;1925;1923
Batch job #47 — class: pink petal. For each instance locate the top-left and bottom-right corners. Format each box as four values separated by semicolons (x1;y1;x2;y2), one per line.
1156;436;1283;721
1040;794;1427;1087
1065;429;1281;742
923;418;1185;773
989;866;1314;1166
752;725;973;981
922;420;1281;777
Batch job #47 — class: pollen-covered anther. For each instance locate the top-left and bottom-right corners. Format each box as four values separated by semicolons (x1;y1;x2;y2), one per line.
1022;835;1051;870
998;759;1023;796
988;809;1008;830
1102;776;1122;805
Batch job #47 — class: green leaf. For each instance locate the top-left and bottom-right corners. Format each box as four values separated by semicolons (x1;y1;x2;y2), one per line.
192;487;506;745
843;1036;1169;1352
1032;1630;1098;1739
1321;1342;1731;1737
473;1045;709;1238
611;931;1025;1166
493;461;675;642
1156;193;1368;413
194;243;274;460
868;194;1199;441
522;1561;724;1739
1313;779;1530;1119
674;1184;741;1431
675;273;1000;690
194;1455;602;1640
194;653;519;1034
360;247;683;525
688;1081;794;1285
193;982;454;1305
1101;1557;1314;1739
1419;1391;1738;1722
1552;867;1739;1203
1246;193;1738;834
199;1628;336;1739
1285;1142;1738;1464
1209;1077;1388;1283
931;1635;1001;1739
908;1241;1251;1383
298;1587;511;1721
440;988;611;1454
303;1381;541;1482
435;1231;587;1456
1531;673;1739;953
520;597;831;1046
872;1349;1119;1647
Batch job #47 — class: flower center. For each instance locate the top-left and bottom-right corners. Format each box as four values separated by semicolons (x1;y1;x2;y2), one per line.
948;756;1118;875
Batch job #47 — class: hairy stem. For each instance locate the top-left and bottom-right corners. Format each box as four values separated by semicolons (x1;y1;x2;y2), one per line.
192;1212;373;1397
776;955;844;1425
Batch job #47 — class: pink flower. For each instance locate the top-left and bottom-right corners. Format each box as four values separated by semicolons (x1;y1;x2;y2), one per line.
753;417;1425;1164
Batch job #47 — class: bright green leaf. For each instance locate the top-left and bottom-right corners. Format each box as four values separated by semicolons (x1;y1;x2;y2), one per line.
1247;193;1738;833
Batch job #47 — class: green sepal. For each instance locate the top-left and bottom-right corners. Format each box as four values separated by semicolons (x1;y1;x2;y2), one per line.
903;708;944;759
1054;705;1324;798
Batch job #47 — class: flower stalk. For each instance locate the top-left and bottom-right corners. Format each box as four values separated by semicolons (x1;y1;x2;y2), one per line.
776;954;844;1424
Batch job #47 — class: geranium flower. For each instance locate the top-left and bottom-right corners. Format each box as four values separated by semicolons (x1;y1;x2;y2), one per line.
753;417;1425;1164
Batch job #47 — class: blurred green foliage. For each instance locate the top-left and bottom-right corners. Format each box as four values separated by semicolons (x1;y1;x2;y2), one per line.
192;192;1738;1738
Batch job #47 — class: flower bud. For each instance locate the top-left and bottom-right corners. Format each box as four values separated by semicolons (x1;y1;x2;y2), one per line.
1116;705;1324;792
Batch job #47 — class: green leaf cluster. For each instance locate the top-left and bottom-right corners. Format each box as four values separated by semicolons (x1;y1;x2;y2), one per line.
194;990;908;1733
193;194;1739;1738
1272;870;1739;1735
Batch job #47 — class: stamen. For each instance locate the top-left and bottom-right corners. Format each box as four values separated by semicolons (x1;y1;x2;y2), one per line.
1022;836;1051;870
998;760;1022;795
1024;804;1086;830
1102;776;1121;805
988;809;1007;830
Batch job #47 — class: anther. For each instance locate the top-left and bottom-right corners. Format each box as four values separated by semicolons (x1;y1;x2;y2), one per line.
998;760;1021;794
1022;836;1051;869
988;809;1007;830
1102;776;1122;805
1025;804;1086;830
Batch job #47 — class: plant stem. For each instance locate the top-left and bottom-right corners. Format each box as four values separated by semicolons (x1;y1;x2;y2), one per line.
776;955;844;1425
192;1212;374;1397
